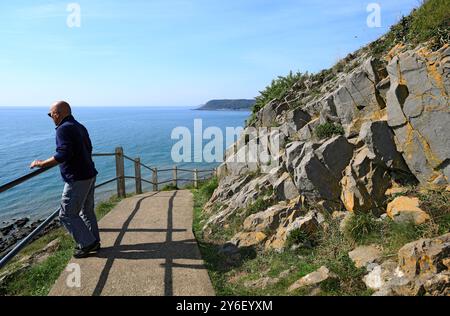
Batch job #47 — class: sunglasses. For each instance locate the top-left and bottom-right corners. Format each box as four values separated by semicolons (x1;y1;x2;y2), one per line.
47;112;52;118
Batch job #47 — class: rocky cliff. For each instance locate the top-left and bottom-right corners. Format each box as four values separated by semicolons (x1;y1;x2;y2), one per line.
198;2;449;296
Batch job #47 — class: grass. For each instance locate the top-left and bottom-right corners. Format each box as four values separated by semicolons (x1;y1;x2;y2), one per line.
192;179;371;296
193;175;448;296
0;194;126;296
315;122;345;139
343;189;450;257
205;188;275;243
161;184;179;191
369;0;450;56
252;71;311;115
246;0;449;129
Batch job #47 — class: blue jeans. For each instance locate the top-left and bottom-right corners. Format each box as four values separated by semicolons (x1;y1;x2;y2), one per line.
59;177;100;249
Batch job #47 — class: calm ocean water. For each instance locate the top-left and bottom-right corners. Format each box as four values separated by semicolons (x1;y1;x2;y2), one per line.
0;107;249;223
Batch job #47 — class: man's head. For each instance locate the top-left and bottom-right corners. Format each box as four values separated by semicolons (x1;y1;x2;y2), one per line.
48;101;72;126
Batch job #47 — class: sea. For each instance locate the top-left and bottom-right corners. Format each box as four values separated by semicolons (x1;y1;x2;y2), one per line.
0;106;250;224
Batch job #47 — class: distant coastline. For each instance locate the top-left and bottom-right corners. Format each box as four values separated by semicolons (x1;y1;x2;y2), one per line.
195;99;255;111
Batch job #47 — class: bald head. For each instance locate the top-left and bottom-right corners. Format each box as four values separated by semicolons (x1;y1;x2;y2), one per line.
52;101;72;116
49;101;72;126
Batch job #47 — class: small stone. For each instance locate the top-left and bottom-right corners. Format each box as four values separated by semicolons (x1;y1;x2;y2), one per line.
348;245;382;269
231;232;267;248
385;187;409;196
244;277;279;289
279;267;295;279
288;266;333;292
386;196;430;225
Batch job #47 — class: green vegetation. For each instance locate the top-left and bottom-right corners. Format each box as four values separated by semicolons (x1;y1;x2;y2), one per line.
247;0;449;128
370;0;450;56
344;189;450;257
0;194;126;296
285;228;314;249
315;122;345;139
192;179;370;296
161;183;179;191
253;71;310;114
193;175;449;296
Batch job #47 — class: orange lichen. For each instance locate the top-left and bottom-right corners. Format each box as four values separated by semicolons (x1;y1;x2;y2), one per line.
385;43;406;62
417;47;448;98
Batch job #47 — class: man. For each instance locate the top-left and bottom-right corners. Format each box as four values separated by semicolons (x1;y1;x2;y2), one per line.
30;101;101;258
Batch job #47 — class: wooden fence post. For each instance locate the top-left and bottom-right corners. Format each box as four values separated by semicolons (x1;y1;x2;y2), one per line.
173;166;178;188
115;147;126;198
134;158;142;195
153;168;158;192
194;169;198;189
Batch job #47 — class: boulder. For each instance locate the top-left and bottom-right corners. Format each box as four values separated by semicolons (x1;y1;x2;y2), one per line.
386;47;450;185
397;233;449;280
243;203;290;233
285;211;321;238
293;152;341;202
357;121;410;172
265;211;321;251
340;147;391;213
260;101;289;127
348;245;382;269
284;108;312;132
422;271;449;296
386;196;430;225
315;135;355;179
231;232;267;248
274;173;300;201
288;266;335;292
285;141;305;173
332;58;385;135
363;260;397;291
374;233;450;296
297;118;321;142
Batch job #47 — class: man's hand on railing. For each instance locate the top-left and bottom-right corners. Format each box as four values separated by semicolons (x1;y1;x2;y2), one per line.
30;157;59;169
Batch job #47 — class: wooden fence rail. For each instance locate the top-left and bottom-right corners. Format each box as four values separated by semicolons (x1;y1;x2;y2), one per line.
0;146;217;269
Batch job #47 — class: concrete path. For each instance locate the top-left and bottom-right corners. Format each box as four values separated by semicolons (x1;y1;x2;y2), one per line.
49;190;215;296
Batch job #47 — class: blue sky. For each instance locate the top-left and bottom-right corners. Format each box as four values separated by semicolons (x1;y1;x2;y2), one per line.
0;0;421;107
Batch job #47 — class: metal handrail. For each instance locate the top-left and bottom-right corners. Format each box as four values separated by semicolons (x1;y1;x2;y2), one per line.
0;147;217;269
0;166;56;194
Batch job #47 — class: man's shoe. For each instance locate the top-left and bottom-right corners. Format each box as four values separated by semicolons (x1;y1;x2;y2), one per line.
74;241;101;259
75;240;101;251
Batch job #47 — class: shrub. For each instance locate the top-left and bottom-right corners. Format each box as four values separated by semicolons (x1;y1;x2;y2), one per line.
343;212;382;244
315;122;345;139
252;71;310;114
370;0;450;56
285;229;314;249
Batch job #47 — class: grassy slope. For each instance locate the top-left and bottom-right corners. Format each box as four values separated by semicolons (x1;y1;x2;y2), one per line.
249;0;450;124
193;179;449;296
0;195;126;296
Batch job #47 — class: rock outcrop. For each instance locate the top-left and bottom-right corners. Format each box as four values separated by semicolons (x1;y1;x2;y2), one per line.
386;46;450;186
373;233;450;296
200;33;449;296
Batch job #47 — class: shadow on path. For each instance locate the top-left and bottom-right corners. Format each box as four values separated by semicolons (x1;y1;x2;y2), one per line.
91;191;206;296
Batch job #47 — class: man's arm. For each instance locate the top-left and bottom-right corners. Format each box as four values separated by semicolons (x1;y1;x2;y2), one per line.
30;157;59;169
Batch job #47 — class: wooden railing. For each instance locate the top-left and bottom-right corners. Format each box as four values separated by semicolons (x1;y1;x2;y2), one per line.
93;147;217;197
0;147;217;269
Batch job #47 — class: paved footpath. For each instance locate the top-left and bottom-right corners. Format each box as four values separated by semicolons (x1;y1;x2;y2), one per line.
49;190;215;296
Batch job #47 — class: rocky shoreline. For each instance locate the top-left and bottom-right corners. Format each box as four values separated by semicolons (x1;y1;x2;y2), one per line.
0;217;61;258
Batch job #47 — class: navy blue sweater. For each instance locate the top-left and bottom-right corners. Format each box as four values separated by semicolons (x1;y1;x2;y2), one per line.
54;115;98;183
